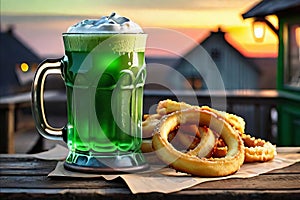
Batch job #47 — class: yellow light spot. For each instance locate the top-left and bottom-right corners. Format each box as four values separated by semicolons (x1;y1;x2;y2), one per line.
252;21;265;42
296;27;300;47
20;63;29;72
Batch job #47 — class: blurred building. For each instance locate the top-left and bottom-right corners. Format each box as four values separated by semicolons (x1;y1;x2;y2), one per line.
249;57;277;89
145;28;276;91
0;26;41;97
0;26;276;95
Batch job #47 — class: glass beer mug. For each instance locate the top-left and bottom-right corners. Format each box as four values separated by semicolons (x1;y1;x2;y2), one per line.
31;33;149;173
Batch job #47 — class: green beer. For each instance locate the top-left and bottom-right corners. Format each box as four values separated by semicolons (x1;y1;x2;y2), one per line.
32;13;149;172
62;33;147;168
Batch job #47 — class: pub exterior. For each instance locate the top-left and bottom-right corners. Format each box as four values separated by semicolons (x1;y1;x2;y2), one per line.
243;0;300;146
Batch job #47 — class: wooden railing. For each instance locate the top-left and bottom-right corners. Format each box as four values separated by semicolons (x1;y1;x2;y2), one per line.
0;89;279;153
144;89;279;143
0;91;66;153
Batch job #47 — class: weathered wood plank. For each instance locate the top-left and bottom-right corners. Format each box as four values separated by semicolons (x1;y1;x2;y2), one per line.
1;156;300;173
1;155;300;200
1;173;299;191
0;157;57;176
1;188;300;200
267;162;300;174
1;188;133;200
191;174;300;190
0;175;126;189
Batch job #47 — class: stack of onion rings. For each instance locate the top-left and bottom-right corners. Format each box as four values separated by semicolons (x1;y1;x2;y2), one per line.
142;99;277;177
152;108;245;177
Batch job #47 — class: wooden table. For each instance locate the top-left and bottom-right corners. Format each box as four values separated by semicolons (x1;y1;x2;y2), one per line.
1;153;300;200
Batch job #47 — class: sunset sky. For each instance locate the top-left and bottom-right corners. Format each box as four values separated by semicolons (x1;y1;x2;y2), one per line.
1;0;278;58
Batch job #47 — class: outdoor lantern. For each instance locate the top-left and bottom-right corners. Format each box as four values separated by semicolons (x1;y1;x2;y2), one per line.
252;17;279;43
252;18;266;42
296;27;300;60
296;27;300;46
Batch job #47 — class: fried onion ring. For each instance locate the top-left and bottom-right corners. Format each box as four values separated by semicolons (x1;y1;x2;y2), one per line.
200;106;246;134
207;138;228;158
176;130;200;150
157;100;246;134
153;99;276;163
156;99;196;115
211;146;228;158
177;126;216;158
242;134;277;162
142;113;161;138
152;108;245;177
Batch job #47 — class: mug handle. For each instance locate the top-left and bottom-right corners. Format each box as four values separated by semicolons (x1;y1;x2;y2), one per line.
31;58;65;141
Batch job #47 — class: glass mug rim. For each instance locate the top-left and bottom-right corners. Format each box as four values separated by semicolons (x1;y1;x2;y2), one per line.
62;32;147;52
62;32;147;35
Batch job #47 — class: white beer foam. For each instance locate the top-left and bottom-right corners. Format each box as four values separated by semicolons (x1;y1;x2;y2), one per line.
67;12;143;33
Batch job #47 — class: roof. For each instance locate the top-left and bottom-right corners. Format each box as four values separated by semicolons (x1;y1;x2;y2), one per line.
205;30;260;74
242;0;300;18
176;29;261;74
0;27;41;96
0;28;41;64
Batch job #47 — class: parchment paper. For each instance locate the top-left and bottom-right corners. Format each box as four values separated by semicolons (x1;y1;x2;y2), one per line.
44;145;300;194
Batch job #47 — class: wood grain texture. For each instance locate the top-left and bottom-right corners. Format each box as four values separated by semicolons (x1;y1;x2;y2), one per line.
1;155;300;200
